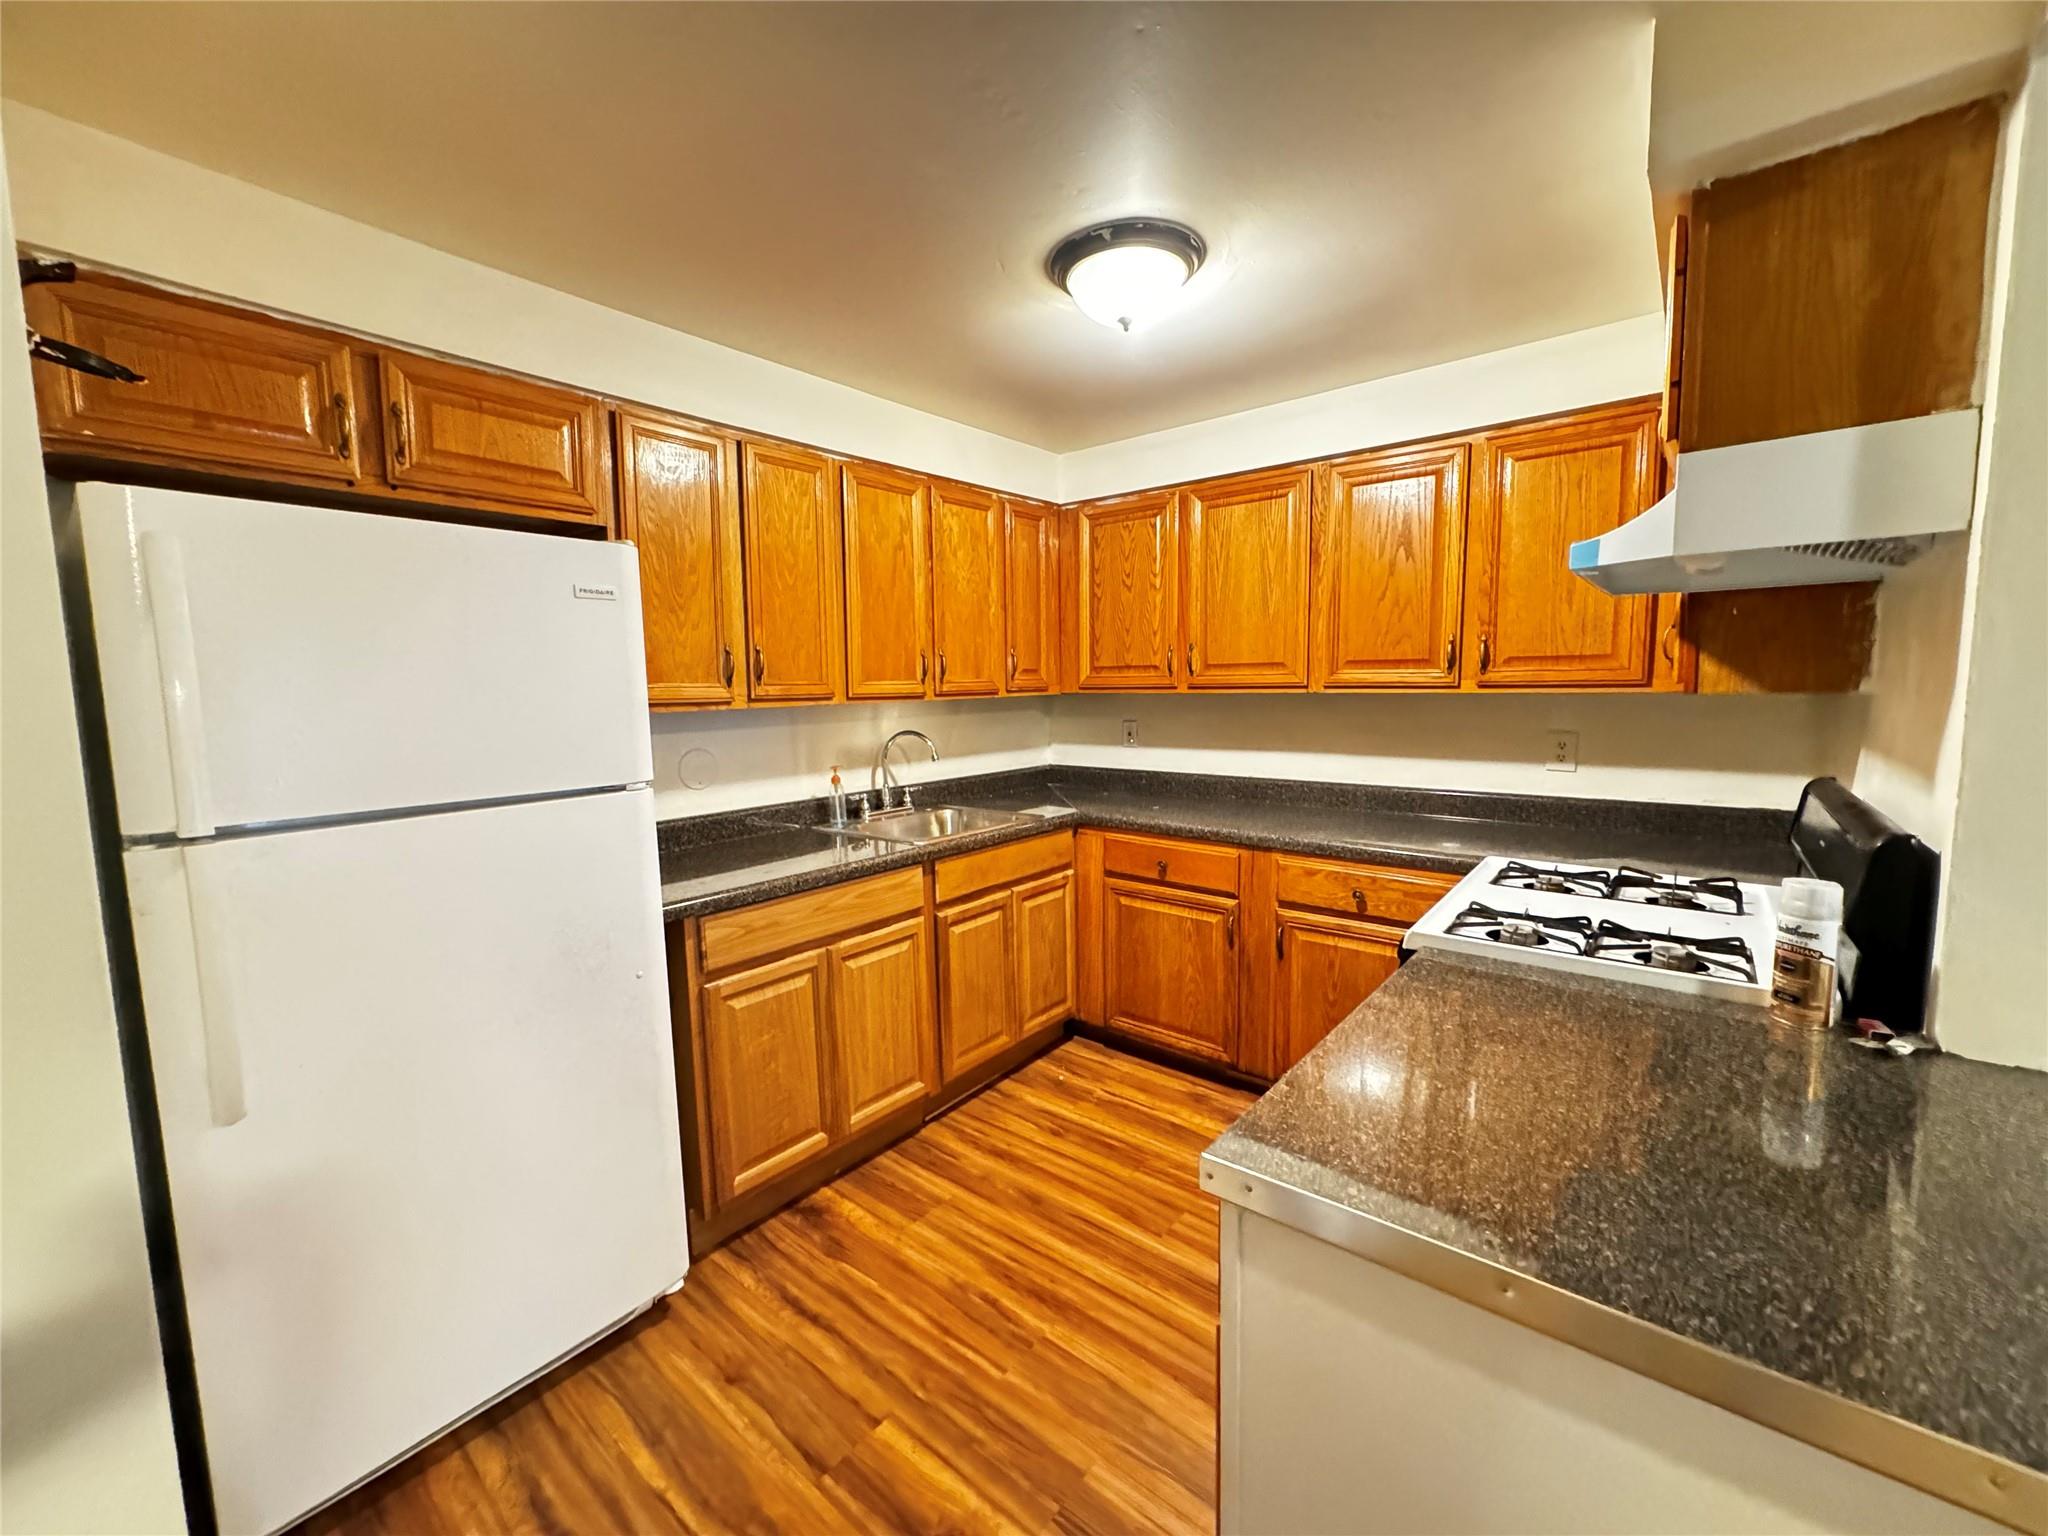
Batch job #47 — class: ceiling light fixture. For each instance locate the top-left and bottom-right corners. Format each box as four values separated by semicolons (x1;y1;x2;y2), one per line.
1047;218;1206;333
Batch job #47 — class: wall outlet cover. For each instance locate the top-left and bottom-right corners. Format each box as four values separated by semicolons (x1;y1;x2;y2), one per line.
1121;718;1139;747
1545;730;1579;773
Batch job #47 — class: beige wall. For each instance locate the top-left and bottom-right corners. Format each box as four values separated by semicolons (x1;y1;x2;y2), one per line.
0;129;187;1533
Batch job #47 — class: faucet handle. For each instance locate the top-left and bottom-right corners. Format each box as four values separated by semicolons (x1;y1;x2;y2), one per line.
900;784;917;810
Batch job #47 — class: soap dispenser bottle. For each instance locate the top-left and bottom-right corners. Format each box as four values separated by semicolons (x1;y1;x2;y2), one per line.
828;765;847;828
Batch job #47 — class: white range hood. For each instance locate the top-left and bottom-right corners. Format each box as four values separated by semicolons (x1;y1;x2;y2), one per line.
1569;408;1982;595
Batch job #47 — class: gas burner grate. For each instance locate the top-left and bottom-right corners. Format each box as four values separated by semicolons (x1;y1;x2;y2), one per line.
1446;903;1595;955
1489;861;1613;898
1588;920;1758;983
1607;867;1746;916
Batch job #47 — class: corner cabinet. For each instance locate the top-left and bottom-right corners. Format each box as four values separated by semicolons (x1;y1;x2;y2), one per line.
741;441;844;702
616;409;744;707
1463;401;1659;689
1077;491;1180;690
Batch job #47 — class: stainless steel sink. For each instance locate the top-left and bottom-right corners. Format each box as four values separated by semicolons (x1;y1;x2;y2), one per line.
818;804;1034;845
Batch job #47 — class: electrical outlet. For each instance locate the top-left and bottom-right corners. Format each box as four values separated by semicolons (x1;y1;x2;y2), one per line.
1545;730;1579;773
1121;718;1139;748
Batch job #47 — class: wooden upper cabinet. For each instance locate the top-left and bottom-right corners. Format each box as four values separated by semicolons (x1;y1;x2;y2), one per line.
1680;99;1998;453
828;916;936;1137
741;441;844;703
380;353;609;525
25;278;362;484
1465;401;1660;689
1313;442;1468;688
699;949;835;1203
1077;492;1180;690
616;410;743;707
1181;468;1312;689
930;483;1006;696
841;464;932;699
1004;498;1058;694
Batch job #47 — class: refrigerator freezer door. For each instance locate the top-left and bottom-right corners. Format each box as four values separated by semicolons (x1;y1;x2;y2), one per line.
73;483;654;838
125;788;685;1535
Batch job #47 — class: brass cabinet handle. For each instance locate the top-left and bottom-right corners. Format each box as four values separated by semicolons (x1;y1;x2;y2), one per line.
1156;859;1168;878
1187;640;1197;676
1276;926;1286;960
332;391;353;461
752;646;765;686
1444;635;1457;675
1226;911;1237;949
720;645;735;688
1478;634;1491;673
389;399;409;465
1352;887;1367;911
1166;647;1175;678
919;650;929;684
1008;648;1018;681
938;651;948;684
1662;621;1680;662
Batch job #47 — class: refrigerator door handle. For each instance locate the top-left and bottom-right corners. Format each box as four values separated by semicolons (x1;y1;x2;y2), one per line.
141;533;217;838
183;853;248;1127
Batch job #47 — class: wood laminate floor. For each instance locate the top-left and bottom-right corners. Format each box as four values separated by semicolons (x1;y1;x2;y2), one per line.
301;1038;1253;1536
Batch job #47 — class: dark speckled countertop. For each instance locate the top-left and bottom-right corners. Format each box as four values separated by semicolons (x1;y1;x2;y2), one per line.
1203;950;2048;1517
659;766;1797;918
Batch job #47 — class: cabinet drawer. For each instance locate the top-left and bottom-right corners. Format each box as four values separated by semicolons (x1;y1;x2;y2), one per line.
699;867;924;975
934;829;1073;904
1100;832;1239;895
1272;856;1456;926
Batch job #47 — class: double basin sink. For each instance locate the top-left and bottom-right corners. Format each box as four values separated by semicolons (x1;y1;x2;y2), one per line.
818;804;1038;847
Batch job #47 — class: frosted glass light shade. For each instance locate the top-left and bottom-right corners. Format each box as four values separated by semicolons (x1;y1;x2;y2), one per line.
1061;244;1195;332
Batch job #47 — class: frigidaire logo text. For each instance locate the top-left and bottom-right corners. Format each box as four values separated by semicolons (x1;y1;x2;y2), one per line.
572;583;619;602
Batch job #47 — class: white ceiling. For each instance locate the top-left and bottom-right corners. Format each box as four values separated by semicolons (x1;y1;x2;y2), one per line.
0;2;1666;451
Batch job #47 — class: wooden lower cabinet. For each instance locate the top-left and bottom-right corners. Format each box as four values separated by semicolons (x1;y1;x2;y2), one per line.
1270;914;1403;1078
1102;878;1239;1065
699;949;835;1203
829;915;937;1137
936;891;1018;1081
934;833;1078;1085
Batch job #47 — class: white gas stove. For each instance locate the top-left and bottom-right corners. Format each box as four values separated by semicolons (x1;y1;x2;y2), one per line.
1405;856;1779;1004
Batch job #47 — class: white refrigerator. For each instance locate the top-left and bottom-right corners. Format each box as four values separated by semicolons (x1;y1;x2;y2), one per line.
67;483;688;1535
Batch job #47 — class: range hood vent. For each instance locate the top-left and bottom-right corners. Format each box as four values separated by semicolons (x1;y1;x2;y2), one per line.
1569;408;1981;596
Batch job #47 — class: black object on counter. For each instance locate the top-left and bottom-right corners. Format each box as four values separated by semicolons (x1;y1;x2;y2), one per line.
1790;777;1940;1035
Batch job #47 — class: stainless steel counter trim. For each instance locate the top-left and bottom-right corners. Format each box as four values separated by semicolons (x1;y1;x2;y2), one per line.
1200;1150;2048;1535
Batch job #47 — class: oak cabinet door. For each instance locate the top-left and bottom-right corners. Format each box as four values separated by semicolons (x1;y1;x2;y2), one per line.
1077;492;1179;690
930;483;1006;696
1182;469;1311;688
936;891;1017;1083
842;464;932;699
616;410;743;707
742;441;844;702
1004;499;1058;694
700;950;835;1202
380;353;609;524
1314;443;1468;688
1013;870;1076;1034
829;916;937;1137
1102;879;1238;1063
1273;915;1402;1077
1465;402;1659;688
26;278;362;483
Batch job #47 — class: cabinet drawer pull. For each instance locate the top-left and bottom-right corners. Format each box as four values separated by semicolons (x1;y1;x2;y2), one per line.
389;399;409;465
1156;859;1169;878
1477;634;1491;673
332;391;353;461
720;645;735;688
1352;887;1367;910
752;646;765;686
